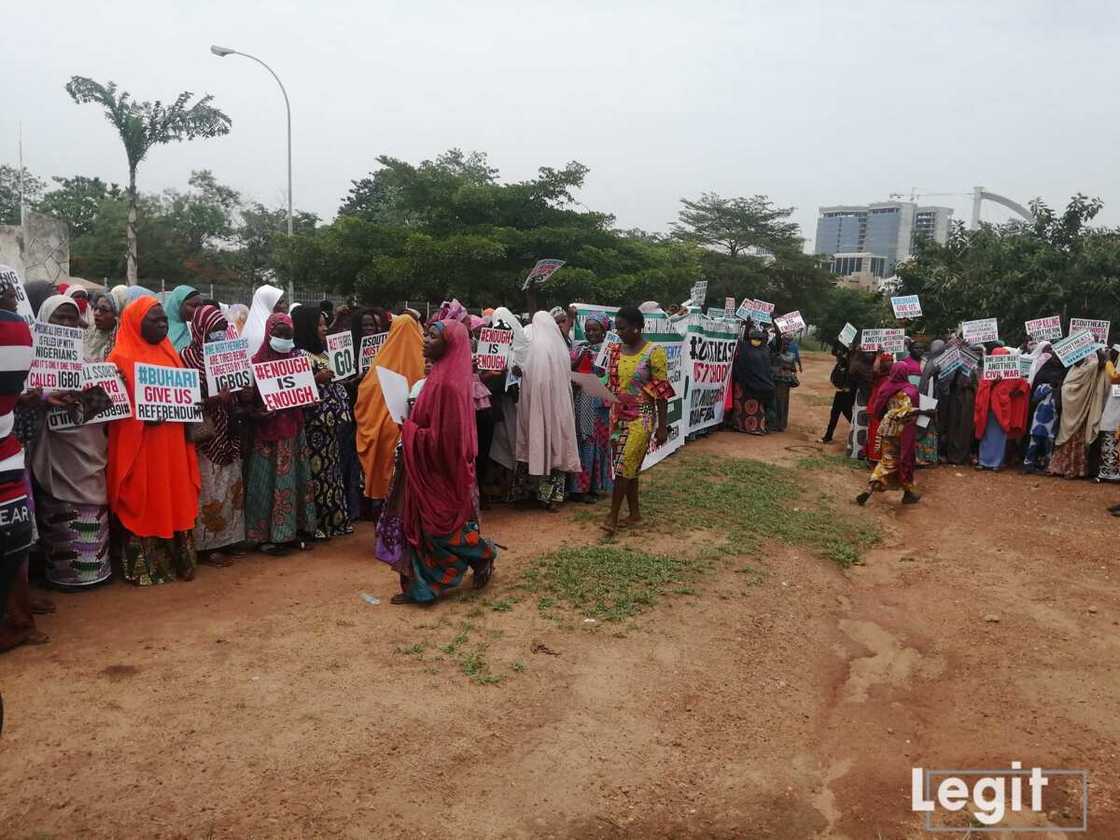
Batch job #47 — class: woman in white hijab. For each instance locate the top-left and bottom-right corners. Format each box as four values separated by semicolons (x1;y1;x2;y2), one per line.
515;311;581;510
242;284;286;356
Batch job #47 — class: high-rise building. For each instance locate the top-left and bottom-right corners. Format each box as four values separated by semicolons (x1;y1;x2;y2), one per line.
814;201;952;278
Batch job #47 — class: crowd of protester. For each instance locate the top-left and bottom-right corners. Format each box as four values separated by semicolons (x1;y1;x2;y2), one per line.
0;282;675;649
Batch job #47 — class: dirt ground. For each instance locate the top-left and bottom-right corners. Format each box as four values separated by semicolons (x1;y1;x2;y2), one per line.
2;351;1119;839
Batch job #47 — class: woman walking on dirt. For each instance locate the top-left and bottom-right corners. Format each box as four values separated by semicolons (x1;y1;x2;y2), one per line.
602;306;674;534
857;362;933;506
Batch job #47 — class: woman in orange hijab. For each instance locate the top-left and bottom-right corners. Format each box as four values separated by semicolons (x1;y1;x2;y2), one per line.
354;313;424;512
107;296;201;585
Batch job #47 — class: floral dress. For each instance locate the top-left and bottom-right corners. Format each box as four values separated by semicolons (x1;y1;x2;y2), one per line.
568;340;613;496
607;341;674;479
306;352;353;537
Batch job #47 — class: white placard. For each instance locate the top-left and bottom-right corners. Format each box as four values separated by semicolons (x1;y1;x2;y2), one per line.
773;310;805;335
359;332;388;373
28;322;83;391
594;331;622;370
570;371;618;403
1051;331;1098;368
1069;318;1110;344
916;394;938;429
961;318;999;345
376;365;410;425
736;298;774;324
689;280;708;306
982;354;1023;380
1111;384;1120;400
325;332;356;381
203;337;252;394
252;355;319;411
0;264;36;325
46;363;132;431
723;296;736;316
890;295;922;319
838;323;857;348
134;363;202;423
475;327;513;371
1025;316;1062;342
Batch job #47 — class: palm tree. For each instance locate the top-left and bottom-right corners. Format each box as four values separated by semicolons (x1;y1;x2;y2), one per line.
65;76;232;285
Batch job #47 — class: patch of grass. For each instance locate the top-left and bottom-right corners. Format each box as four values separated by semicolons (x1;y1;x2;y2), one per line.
395;642;427;657
523;545;699;621
459;648;503;685
638;452;878;567
488;597;517;612
511;660;526;672
439;632;468;656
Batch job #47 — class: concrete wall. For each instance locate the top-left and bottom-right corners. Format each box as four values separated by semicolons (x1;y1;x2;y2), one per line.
0;212;70;284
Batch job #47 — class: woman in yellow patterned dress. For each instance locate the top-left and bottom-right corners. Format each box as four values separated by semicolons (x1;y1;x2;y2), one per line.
603;306;674;533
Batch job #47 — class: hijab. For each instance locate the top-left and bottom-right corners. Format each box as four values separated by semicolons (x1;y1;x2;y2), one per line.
243;284;284;358
733;329;775;393
973;347;1031;437
354;313;425;500
490;307;529;369
106;296;200;538
163;285;199;351
251;313;304;441
84;292;117;362
401;320;477;543
63;284;90;314
871;361;920;418
36;295;82;327
1055;354;1109;447
292;304;325;354
180;305;240;465
109;285;130;316
515;311;581;475
918;340;947;395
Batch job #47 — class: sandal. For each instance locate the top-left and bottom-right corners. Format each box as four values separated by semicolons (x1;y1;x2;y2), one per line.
390;593;416;605
473;558;494;590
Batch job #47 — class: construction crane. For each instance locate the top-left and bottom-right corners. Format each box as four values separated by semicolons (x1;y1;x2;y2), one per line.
888;189;970;202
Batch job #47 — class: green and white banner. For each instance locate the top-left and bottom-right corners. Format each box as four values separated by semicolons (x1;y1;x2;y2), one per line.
682;315;737;434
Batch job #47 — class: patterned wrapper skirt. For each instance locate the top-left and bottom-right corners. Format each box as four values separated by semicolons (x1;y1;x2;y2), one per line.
245;432;318;545
1098;432;1120;481
1047;429;1089;479
568;394;613;496
612;406;654;478
122;531;196;587
915;425;938;466
847;394;869;459
37;492;110;588
729;385;768;436
307;416;351;537
402;520;497;603
868;436;914;492
194;453;245;552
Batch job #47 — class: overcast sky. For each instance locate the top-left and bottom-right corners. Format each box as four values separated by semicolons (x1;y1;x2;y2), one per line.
6;0;1118;242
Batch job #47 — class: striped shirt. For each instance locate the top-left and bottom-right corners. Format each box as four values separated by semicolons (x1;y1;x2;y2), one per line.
0;309;33;498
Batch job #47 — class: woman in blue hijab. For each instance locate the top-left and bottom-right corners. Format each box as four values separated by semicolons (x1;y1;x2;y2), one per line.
164;285;201;351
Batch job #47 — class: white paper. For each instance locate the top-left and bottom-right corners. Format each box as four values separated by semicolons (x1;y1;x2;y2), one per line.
916;394;938;428
570;371;618;403
377;365;411;425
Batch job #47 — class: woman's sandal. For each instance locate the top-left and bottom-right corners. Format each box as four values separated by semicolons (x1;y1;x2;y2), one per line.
473;559;494;590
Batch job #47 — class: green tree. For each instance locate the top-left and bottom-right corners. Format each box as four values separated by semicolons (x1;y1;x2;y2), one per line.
672;193;801;257
0;165;46;226
35;175;122;236
65;76;232;284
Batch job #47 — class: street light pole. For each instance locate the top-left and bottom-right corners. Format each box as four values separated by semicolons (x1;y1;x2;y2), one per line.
211;44;294;303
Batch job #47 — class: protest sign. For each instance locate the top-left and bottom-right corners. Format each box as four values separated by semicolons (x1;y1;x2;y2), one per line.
46;363;132;431
570;371;617;403
0;265;35;325
983;354;1023;380
706;307;725;320
252;355;318;411
28;322;83;391
736;298;774;324
1025;316;1062;342
838;323;857;348
520;258;566;290
689;280;708;306
860;329;885;351
890;295;922;319
134;363;202;423
376;366;410;424
774;310;805;335
1051;331;1097;367
916;394;938;429
880;328;906;353
1018;355;1033;378
684;316;737;434
359;332;388;373
1112;384;1120;400
961;318;999;344
476;327;514;371
325;332;356;381
937;347;962;379
203;337;252;393
724;296;736;316
1069;318;1109;344
594;330;622;370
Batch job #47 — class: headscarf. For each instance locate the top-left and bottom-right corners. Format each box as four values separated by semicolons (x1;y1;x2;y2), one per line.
226;303;249;336
435;299;469;325
638;301;660;314
918;339;946;394
733;329;775;393
349;308;376;359
354;314;425;500
126;285;154;304
250;313;304;442
109;285;131;316
164;285;199;351
180;304;240;465
571;311;611;372
973;347;1031;438
515;311;581;475
106;296;200;538
1028;340;1055;386
63;284;90;314
871;361;920;419
243;284;284;358
84;291;117;362
36;294;83;328
490;307;529;370
401;320;477;544
292;304;324;354
1055;354;1109;447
